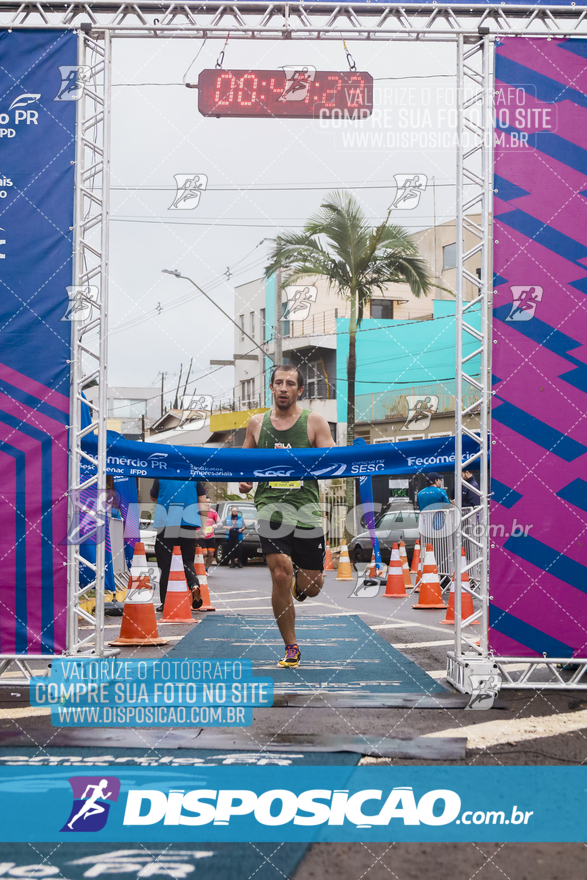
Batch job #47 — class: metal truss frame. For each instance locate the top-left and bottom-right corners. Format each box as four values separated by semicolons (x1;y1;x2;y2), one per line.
1;1;587;38
1;1;585;691
447;31;493;693
66;29;117;662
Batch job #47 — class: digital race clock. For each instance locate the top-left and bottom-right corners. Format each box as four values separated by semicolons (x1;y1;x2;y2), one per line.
197;68;373;119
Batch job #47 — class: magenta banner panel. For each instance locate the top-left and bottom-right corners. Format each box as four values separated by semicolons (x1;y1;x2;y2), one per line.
491;38;587;658
0;32;77;654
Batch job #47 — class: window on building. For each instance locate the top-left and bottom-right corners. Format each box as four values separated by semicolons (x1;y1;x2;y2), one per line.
260;308;266;342
306;361;329;399
112;399;147;419
239;314;245;340
443;243;457;270
250;311;255;339
240;379;255;408
370;299;394;320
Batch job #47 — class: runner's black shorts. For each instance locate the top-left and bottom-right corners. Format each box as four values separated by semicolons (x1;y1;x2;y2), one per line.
197;537;216;550
258;520;325;571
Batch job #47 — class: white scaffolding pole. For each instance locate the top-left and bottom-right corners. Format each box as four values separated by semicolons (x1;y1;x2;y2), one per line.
66;28;117;660
446;30;496;694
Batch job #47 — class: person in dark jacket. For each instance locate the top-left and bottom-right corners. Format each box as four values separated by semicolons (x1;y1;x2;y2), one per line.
462;468;480;508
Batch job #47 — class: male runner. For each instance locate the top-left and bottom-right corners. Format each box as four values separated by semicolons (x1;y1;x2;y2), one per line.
239;364;334;668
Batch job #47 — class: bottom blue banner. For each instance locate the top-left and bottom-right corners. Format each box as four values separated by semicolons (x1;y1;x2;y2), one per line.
0;766;584;842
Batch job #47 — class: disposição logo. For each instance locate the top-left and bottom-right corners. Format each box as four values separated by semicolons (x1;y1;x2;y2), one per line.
61;776;121;832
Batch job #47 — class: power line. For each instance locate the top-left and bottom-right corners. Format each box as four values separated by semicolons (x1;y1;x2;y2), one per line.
112;74;456;87
111;217;458;230
109;243;268;336
111;181;459;192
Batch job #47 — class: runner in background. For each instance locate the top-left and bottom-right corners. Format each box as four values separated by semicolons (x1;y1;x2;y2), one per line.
225;507;245;568
239;364;334;668
198;495;219;570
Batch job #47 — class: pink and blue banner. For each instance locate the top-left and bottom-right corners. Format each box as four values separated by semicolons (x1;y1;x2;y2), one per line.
0;31;77;654
491;38;587;658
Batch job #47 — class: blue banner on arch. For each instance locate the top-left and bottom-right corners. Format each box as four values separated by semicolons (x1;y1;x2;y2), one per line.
0;31;77;654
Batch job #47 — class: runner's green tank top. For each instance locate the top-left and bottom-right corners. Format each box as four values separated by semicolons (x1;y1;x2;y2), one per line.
254;409;321;528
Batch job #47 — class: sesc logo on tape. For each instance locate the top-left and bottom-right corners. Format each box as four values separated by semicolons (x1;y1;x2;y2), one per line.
123;786;461;828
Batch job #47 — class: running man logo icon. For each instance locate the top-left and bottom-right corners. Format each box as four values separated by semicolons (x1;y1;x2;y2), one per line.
402;395;438;431
278;66;316;102
391;174;428;210
169;174;208;210
54;66;91;101
283;285;318;321
61;776;121;832
61;285;99;322
505;285;543;322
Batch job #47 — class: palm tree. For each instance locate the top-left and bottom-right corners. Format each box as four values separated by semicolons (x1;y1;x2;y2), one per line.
265;191;434;520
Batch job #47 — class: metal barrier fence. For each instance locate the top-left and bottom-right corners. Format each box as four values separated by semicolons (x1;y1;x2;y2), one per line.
419;506;482;589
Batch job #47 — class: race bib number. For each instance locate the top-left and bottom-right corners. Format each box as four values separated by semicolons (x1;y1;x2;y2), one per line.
269;480;303;489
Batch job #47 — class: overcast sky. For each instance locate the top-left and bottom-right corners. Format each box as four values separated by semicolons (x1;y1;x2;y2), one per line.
106;36;458;416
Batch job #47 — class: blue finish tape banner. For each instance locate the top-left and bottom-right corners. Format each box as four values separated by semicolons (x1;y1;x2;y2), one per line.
0;766;585;842
0;31;77;654
81;431;482;481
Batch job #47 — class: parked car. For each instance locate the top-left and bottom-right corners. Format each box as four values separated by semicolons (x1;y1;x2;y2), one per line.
348;509;420;569
212;501;264;565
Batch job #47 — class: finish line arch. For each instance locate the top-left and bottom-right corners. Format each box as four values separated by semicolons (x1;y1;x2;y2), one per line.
0;7;585;693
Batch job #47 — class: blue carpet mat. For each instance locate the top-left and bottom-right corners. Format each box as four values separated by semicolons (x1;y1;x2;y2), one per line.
169;614;446;694
0;843;309;880
0;747;359;767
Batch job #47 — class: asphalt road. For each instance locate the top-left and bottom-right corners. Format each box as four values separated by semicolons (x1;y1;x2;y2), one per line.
2;561;586;765
1;561;585;878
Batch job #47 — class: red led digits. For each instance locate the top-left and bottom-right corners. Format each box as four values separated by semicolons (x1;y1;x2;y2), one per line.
214;72;236;106
346;75;366;107
322;74;342;107
198;69;373;118
237;73;258;107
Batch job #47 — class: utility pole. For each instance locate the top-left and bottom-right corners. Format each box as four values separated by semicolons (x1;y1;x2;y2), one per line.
274;267;283;367
174;364;183;410
159;371;166;416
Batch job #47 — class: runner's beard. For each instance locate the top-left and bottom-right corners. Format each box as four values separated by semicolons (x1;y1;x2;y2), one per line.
275;394;295;410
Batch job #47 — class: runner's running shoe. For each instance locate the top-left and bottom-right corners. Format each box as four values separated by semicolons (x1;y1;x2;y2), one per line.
278;644;301;668
291;571;306;602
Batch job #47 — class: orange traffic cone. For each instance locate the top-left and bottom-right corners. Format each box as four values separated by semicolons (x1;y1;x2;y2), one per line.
413;541;425;592
324;542;334;571
109;542;169;646
440;548;479;625
383;543;407;598
336;541;354;580
399;540;412;590
160;547;196;624
197;568;216;612
411;540;421;575
195;546;206;579
368;551;377;578
195;547;216;611
412;543;447;610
